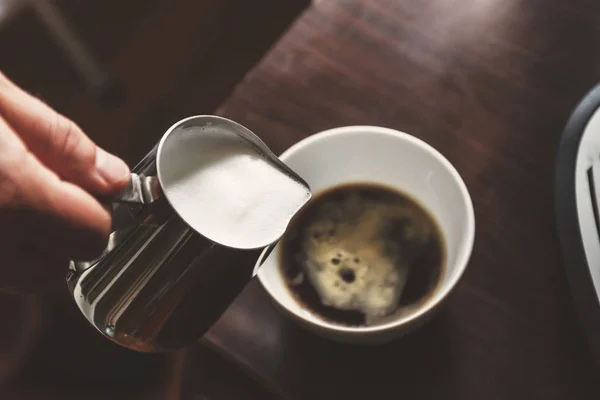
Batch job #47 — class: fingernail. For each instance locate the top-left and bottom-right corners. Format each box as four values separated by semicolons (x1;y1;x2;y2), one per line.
95;148;130;186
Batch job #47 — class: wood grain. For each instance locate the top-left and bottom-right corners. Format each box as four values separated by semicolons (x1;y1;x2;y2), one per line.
180;0;600;398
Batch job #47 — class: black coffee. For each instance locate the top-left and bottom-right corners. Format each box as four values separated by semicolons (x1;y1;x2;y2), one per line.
278;183;445;327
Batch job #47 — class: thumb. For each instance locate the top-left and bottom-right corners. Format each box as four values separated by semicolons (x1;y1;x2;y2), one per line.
0;71;129;195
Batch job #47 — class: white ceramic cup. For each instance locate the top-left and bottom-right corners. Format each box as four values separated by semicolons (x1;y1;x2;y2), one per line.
257;126;475;344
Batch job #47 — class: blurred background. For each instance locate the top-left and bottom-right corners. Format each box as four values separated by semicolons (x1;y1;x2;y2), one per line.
0;0;309;398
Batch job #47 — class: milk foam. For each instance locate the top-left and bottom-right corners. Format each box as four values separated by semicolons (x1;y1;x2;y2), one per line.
159;124;310;249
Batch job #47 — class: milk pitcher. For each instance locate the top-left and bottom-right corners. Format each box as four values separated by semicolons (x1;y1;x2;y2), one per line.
67;116;311;352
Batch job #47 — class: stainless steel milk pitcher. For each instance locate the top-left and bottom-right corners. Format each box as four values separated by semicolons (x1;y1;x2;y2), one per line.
67;116;311;352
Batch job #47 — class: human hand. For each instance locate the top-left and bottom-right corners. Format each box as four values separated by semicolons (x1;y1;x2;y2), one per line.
0;72;130;292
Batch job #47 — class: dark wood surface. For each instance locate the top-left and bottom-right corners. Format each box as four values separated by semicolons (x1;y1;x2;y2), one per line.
180;0;600;398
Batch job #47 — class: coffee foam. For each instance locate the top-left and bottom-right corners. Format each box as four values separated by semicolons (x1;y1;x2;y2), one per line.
160;125;310;249
300;192;432;325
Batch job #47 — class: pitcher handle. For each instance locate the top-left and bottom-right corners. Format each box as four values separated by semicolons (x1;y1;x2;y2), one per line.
100;173;162;205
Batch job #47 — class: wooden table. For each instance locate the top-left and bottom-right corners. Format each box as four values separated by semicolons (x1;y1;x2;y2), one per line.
180;0;600;398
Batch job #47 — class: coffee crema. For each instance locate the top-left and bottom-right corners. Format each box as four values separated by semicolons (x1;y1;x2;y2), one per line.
278;183;445;327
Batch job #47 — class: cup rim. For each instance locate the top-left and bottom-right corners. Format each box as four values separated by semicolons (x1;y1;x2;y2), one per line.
258;125;475;334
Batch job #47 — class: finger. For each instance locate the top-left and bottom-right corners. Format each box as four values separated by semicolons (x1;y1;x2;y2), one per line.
0;71;129;195
18;151;112;251
0;117;111;254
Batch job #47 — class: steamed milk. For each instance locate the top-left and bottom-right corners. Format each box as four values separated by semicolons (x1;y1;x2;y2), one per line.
159;124;310;249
